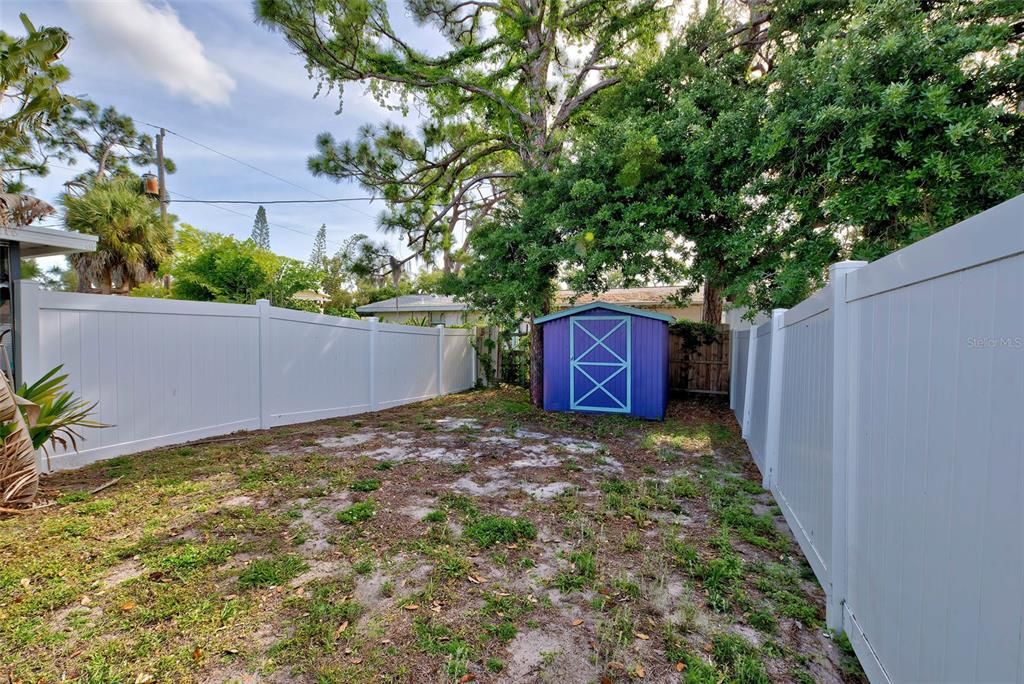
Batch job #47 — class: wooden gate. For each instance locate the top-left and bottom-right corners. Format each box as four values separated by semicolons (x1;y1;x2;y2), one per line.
668;324;730;395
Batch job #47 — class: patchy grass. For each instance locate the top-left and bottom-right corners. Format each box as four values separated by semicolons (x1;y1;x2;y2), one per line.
0;387;862;683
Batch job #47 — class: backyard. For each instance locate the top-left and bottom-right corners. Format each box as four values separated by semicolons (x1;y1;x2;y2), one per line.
0;388;862;683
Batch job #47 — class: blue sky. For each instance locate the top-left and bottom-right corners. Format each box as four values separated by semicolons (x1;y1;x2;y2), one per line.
7;0;443;263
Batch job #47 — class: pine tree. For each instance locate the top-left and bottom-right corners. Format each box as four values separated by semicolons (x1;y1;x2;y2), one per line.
309;224;327;268
250;205;270;249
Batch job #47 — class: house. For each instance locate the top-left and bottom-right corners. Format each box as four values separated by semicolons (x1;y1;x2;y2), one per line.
553;286;704;321
355;294;476;326
0;194;98;383
355;285;706;325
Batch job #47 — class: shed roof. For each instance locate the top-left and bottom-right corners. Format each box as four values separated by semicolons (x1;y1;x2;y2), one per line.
534;301;675;325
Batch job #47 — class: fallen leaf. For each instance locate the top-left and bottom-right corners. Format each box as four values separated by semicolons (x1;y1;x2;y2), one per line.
134;675;155;684
634;663;646;678
403;604;419;611
80;596;92;606
350;657;363;664
572;619;583;626
223;594;237;600
192;647;202;662
381;638;392;644
120;602;136;612
335;620;349;637
634;632;649;640
675;662;686;672
19;578;29;588
467;575;481;584
608;662;626;671
459;675;476;683
431;604;442;613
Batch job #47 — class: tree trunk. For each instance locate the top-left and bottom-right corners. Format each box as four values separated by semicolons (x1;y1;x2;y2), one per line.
529;295;551;408
701;278;724;324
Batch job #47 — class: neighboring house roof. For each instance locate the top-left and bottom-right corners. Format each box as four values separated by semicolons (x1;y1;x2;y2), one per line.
554;285;700;308
535;301;675;325
356;294;468;314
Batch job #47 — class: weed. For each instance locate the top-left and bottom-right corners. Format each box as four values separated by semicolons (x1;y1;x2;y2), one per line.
353;558;374;575
349;478;381;492
486;658;504;673
450;463;471;474
747;608;777;633
239;554;309;588
155;542;234;577
56;491;90;505
374;460;395;471
422;510;447;524
623;531;642;553
711;633;769;684
337;499;376;524
554;550;597;592
485;621;517;642
464;515;536;548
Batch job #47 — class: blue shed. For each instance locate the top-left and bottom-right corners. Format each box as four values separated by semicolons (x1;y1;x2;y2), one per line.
536;302;672;420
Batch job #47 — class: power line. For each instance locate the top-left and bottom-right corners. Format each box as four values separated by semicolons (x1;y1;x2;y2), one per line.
169;189;351;249
173;197;375;205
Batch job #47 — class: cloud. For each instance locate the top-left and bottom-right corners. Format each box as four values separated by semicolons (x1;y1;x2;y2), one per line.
69;0;235;106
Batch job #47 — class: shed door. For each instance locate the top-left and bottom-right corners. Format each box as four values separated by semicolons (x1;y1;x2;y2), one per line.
569;316;631;413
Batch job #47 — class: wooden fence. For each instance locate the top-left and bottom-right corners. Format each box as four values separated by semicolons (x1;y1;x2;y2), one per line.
668;324;730;394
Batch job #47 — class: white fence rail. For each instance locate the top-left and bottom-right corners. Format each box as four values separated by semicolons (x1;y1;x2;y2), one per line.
18;286;476;472
731;194;1024;684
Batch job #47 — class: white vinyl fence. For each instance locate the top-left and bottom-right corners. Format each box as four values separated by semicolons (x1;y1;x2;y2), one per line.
17;286;476;472
731;194;1024;684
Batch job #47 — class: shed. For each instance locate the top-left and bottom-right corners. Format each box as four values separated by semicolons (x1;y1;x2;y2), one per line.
536;302;672;420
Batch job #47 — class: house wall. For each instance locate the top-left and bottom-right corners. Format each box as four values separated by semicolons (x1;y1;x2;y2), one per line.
20;287;476;472
731;194;1024;683
369;310;480;326
542;307;667;420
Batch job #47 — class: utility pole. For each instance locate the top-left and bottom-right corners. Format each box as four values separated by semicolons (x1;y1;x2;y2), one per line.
156;128;167;222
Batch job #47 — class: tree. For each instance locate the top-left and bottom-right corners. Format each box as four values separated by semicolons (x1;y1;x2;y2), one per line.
170;225;319;307
736;0;1024;312
63;176;173;294
0;13;76;192
257;0;669;405
63;101;175;189
250;205;270;249
309;223;327;269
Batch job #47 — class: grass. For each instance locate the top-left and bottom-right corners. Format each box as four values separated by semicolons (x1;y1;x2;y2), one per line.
463;515;537;548
238;554;309;588
0;387;857;683
336;499;376;524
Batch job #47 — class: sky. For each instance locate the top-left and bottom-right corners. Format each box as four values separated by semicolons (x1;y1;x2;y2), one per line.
5;0;444;264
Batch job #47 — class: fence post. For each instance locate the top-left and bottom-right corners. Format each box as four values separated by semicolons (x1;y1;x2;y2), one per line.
741;325;758;438
470;329;478;387
763;308;787;490
256;299;271;429
14;279;41;387
436;325;445;396
827;260;867;631
367;317;379;411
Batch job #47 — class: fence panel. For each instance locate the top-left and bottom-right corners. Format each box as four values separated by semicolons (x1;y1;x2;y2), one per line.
746;321;773;471
730;329;750;422
774;286;834;587
729;194;1024;684
33;293;261;470
374;322;441;409
442;330;475;393
263;307;373;427
23;291;478;472
841;197;1024;684
668;325;730;394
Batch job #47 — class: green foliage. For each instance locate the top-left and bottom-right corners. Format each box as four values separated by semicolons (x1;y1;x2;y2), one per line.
463;515;536;548
250;205;270;249
669;320;722;348
17;364;106;452
553;550;597;592
63;176;173;294
168;224;320;307
0;13;75;192
63;100;173;186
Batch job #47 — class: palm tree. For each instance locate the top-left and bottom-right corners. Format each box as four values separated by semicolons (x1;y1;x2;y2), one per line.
63;176;172;294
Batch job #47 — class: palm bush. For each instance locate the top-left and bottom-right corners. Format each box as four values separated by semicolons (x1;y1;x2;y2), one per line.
64;176;172;294
0;366;106;508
